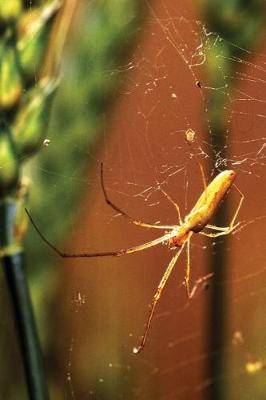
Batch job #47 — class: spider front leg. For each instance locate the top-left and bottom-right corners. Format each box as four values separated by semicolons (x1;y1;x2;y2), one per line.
25;208;178;258
101;164;174;230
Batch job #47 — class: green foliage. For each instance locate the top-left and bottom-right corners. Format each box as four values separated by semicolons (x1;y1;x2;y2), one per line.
17;0;61;83
204;0;265;52
13;77;57;157
0;1;62;398
0;0;22;22
0;31;22;109
0;125;18;195
0;0;61;202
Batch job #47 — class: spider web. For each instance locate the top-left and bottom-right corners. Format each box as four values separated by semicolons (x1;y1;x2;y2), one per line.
29;1;266;399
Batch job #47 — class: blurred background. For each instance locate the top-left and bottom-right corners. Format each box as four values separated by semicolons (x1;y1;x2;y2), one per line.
1;0;266;399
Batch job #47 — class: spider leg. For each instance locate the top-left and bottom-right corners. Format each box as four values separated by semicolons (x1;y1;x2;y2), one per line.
25;208;176;258
186;273;214;299
199;162;207;190
185;135;207;190
200;223;241;238
230;184;244;229
184;237;214;299
158;187;182;224
184;237;191;297
205;224;231;232
133;245;185;354
101;164;173;230
199;227;239;238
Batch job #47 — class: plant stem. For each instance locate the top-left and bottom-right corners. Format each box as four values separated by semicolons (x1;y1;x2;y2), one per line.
208;202;228;400
3;252;49;400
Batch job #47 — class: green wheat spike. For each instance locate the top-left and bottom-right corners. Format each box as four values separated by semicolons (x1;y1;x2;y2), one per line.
0;123;19;195
17;0;62;83
13;77;58;158
0;30;22;110
0;0;22;23
0;0;63;398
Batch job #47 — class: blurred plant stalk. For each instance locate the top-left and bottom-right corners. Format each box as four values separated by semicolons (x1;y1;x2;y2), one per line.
0;0;76;398
201;1;265;399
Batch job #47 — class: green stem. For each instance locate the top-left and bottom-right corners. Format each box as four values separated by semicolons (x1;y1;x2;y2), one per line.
0;199;49;400
208;129;228;399
208;206;228;399
3;251;49;400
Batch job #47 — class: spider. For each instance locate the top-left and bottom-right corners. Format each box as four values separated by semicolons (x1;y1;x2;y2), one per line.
25;164;244;354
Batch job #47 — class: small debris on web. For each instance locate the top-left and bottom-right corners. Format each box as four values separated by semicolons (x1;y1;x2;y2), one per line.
196;80;202;88
232;330;244;346
43;138;50;147
185;128;196;143
132;347;140;355
246;360;266;375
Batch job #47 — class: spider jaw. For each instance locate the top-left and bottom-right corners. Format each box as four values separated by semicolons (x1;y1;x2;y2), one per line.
168;226;190;248
170;236;186;248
